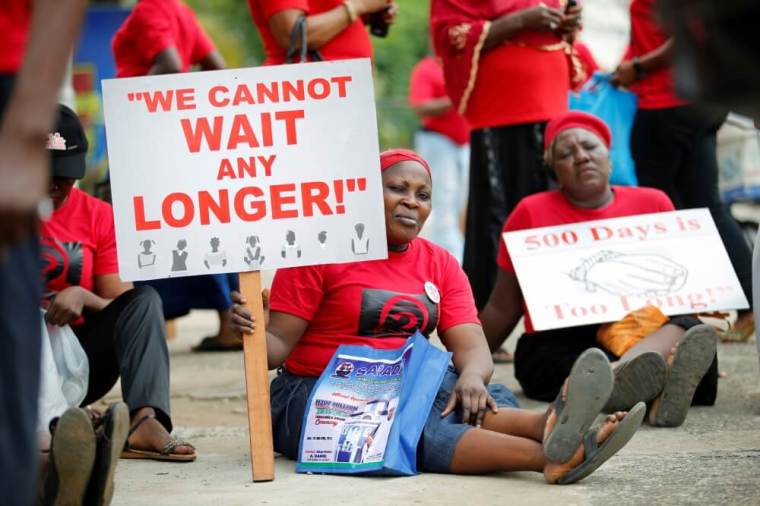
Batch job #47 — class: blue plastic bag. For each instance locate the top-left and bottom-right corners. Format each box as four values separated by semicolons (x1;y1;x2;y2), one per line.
569;72;639;186
296;331;451;476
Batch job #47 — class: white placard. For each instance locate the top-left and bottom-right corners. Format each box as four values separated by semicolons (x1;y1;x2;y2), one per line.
102;59;386;281
504;209;749;331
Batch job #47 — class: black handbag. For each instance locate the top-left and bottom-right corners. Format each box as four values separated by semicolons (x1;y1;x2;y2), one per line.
285;16;323;63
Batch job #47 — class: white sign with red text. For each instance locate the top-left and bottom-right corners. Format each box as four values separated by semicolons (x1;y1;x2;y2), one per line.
504;209;748;331
102;59;386;281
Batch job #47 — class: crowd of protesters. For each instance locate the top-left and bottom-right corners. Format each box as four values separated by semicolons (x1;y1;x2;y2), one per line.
0;0;755;505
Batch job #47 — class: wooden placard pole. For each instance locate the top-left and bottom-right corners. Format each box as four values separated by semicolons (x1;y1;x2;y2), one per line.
240;271;275;482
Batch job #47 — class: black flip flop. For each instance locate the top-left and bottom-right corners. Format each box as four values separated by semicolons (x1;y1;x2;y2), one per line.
604;351;667;412
544;348;614;463
649;324;717;427
557;401;646;484
192;335;243;352
87;402;129;506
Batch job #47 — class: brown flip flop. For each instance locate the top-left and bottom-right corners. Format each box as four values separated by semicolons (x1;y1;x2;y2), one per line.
122;414;196;462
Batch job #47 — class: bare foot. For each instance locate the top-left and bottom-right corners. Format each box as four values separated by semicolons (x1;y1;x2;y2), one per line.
127;407;194;456
543;411;626;484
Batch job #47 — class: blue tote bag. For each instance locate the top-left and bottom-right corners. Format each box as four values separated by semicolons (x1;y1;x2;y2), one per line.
569;72;639;186
296;331;450;476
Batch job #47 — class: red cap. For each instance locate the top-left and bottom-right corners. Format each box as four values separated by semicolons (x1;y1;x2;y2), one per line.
380;148;432;179
544;111;612;152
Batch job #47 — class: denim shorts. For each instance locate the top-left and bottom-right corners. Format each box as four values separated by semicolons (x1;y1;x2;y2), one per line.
269;367;519;473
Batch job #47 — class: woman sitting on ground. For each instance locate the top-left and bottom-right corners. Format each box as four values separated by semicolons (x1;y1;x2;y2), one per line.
230;148;644;483
479;111;719;427
41;105;195;462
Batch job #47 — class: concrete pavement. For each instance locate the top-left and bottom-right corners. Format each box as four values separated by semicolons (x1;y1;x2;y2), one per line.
104;310;760;506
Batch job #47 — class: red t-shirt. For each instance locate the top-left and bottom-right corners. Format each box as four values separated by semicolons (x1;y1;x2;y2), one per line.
496;186;675;332
271;238;480;376
409;56;470;146
0;0;31;74
40;188;119;303
112;0;215;77
627;0;686;109
248;0;373;65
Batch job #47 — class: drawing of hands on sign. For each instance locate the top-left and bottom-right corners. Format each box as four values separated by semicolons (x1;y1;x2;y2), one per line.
569;250;688;296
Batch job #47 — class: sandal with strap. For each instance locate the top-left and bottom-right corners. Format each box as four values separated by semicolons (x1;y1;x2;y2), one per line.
556;401;646;485
544;348;614;464
87;402;129;506
122;414;197;462
192;335;243;352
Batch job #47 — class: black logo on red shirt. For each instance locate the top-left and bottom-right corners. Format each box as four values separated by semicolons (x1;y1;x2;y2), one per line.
40;237;84;296
357;289;438;337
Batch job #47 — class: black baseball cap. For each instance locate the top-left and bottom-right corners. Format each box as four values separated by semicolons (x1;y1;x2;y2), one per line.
47;104;88;179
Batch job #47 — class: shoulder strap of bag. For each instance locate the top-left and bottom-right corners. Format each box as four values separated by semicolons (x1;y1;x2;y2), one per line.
285;15;323;64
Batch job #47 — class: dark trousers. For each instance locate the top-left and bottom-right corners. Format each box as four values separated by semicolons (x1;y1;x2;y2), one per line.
464;123;549;309
631;106;753;305
0;236;42;506
75;286;173;431
514;318;718;405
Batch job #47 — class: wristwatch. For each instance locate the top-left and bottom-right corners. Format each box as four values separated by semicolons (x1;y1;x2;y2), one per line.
632;57;647;79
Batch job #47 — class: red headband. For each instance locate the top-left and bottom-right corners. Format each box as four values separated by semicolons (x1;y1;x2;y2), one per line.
380;149;432;179
544;111;612;152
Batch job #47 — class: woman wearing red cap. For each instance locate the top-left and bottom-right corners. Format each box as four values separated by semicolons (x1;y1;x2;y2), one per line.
480;111;719;428
230;148;643;483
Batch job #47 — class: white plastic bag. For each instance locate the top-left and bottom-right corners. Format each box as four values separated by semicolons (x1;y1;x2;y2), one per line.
37;310;89;432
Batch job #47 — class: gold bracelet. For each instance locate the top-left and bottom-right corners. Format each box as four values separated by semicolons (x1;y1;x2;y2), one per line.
343;0;358;23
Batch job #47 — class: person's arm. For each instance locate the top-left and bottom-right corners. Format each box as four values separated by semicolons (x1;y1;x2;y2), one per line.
198;50;225;71
479;269;524;352
483;4;564;51
412;97;453;118
438;323;498;427
148;47;183;75
0;0;87;246
46;275;133;326
266;0;391;51
611;39;673;88
229;290;307;369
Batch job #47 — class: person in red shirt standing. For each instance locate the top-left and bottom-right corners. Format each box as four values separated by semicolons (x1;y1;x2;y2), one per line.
430;0;582;312
480;112;719;428
113;0;248;353
112;0;224;77
247;0;397;65
42;105;196;463
611;0;754;340
409;56;469;263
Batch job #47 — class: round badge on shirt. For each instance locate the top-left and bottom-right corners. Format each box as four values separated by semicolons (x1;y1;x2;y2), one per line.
424;281;440;304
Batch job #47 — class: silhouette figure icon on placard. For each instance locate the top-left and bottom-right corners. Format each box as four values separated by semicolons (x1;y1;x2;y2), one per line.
318;231;328;250
171;239;188;272
138;239;157;269
204;237;227;269
243;235;265;268
351;223;369;255
281;230;302;259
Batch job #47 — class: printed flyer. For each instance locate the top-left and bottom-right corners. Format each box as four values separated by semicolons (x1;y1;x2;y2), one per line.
298;343;413;471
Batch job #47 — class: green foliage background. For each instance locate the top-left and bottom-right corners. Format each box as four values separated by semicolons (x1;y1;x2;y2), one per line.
185;0;431;149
